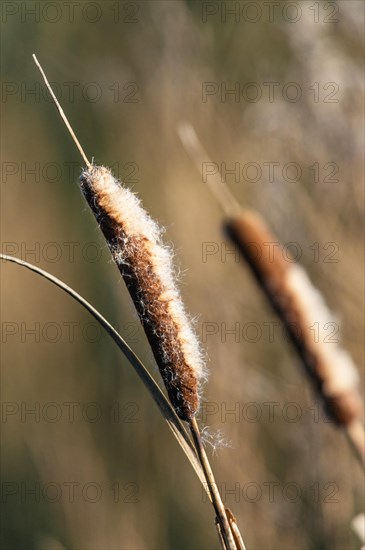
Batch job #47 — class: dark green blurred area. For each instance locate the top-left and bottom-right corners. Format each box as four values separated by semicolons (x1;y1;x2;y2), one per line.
1;1;364;549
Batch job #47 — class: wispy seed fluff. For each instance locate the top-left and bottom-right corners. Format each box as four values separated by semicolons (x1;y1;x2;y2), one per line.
225;211;363;426
80;165;206;421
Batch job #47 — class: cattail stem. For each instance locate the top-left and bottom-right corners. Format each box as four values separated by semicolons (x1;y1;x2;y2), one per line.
215;521;228;550
226;508;246;550
32;54;91;168
189;418;242;550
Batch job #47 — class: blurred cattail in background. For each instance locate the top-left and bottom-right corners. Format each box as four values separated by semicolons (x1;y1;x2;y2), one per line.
225;212;364;456
179;122;364;465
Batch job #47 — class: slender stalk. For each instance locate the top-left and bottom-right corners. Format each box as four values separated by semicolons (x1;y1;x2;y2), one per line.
226;509;246;550
189;417;243;550
177;122;241;217
33;54;91;168
215;521;228;550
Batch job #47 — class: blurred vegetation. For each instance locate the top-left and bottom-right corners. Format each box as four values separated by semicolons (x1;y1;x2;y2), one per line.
1;1;364;549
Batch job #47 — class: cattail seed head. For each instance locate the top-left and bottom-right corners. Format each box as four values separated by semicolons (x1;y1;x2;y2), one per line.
225;211;363;426
80;165;206;421
225;211;289;292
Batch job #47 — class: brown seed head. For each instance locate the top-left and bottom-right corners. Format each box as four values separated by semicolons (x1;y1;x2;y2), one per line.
80;165;205;420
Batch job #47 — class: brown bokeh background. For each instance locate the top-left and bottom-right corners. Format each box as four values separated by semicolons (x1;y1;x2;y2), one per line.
1;1;364;549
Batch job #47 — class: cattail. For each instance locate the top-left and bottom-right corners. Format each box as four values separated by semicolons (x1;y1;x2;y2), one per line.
33;58;240;550
80;165;206;420
179;121;364;435
32;56;205;422
225;212;363;426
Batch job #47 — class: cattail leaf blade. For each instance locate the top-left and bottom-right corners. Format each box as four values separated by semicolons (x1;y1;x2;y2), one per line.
0;253;211;493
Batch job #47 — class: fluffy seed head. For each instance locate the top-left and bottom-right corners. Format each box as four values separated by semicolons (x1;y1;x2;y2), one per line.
80;165;206;421
225;211;363;426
